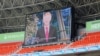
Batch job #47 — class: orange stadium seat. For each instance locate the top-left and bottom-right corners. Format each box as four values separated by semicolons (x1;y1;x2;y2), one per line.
69;32;100;48
0;42;22;55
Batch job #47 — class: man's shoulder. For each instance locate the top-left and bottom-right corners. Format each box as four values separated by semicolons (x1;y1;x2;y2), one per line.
50;26;56;28
50;26;56;30
37;27;44;31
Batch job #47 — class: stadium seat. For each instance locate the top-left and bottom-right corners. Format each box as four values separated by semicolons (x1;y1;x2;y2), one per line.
0;42;22;55
70;32;100;48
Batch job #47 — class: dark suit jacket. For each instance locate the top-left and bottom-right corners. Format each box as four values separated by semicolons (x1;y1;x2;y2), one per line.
36;26;57;43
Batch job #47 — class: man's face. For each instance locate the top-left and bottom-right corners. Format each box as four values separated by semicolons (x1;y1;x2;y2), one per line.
43;12;52;26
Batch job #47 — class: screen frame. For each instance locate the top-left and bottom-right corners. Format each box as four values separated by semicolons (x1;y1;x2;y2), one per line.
22;7;75;47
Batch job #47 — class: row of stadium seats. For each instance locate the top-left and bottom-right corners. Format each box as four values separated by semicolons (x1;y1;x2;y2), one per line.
69;32;100;48
0;32;100;55
0;42;22;55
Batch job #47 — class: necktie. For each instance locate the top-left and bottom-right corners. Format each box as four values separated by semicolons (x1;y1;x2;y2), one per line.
45;27;49;42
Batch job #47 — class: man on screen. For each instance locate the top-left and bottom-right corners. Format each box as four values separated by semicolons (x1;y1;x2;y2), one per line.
36;11;57;43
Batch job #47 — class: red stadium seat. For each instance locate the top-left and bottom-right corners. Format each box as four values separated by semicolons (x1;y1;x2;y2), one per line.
70;32;100;48
0;42;22;55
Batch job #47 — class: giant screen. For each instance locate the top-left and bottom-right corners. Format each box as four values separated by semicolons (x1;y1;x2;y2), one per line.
23;7;73;46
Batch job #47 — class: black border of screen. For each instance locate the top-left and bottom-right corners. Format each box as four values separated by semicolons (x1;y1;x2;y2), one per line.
22;6;75;47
